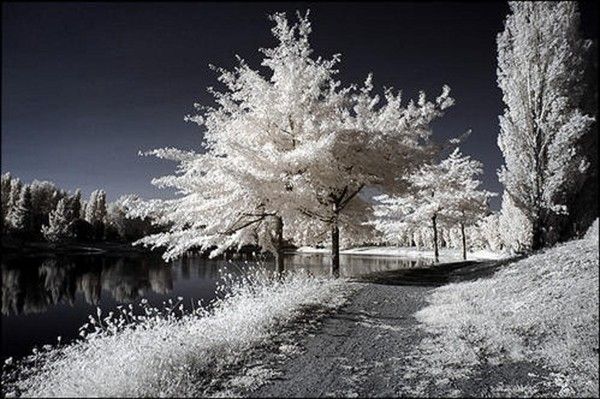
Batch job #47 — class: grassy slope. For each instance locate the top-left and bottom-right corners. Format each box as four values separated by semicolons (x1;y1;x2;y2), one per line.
2;269;350;397
410;223;599;397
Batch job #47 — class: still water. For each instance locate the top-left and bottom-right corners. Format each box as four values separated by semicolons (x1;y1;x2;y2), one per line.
1;251;430;361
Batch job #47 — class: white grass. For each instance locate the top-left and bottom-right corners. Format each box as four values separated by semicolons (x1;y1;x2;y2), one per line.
294;245;507;261
407;220;599;397
2;266;350;397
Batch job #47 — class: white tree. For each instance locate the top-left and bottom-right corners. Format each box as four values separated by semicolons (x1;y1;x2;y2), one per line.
84;190;106;224
442;150;496;259
372;149;494;262
42;198;73;243
85;190;107;240
7;185;33;234
476;213;503;252
1;173;12;230
132;11;454;277
6;177;23;220
286;72;453;276
497;1;594;250
499;191;532;253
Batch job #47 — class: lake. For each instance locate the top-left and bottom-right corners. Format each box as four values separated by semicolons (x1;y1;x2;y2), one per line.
1;251;431;361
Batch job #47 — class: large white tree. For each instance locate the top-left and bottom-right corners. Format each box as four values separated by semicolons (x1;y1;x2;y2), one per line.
372;149;494;262
497;1;594;250
132;11;454;277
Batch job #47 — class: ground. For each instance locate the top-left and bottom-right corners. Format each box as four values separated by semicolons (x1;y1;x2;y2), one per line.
250;282;428;398
242;248;597;397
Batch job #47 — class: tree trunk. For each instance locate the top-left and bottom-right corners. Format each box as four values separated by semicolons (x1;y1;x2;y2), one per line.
461;221;467;260
274;215;284;276
531;213;545;251
331;203;340;278
432;214;439;263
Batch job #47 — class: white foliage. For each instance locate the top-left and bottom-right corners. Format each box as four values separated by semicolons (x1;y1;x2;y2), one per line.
499;191;533;253
133;11;453;261
84;189;107;225
41;198;73;243
584;218;598;241
1;172;12;225
6;185;32;233
497;1;594;248
371;149;495;250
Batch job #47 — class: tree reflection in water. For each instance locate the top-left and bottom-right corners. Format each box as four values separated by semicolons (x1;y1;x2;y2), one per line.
1;255;177;316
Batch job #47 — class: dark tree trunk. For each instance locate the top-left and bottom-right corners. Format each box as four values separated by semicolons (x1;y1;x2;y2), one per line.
432;214;439;263
461;221;467;260
531;211;546;251
331;220;340;278
274;216;284;276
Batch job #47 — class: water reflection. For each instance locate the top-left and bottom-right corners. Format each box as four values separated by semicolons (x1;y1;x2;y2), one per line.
1;255;235;316
284;252;432;278
1;253;432;317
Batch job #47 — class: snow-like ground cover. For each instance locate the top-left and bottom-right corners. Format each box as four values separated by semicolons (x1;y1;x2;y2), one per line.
294;245;507;261
1;266;351;397
404;220;599;397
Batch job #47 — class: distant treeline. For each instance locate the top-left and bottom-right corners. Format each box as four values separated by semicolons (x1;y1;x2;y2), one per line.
1;172;161;244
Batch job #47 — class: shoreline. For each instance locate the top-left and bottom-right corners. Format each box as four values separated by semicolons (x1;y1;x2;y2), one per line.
1;239;154;257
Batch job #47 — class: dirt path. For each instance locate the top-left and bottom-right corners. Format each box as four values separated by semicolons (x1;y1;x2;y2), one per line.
246;260;556;398
249;282;430;397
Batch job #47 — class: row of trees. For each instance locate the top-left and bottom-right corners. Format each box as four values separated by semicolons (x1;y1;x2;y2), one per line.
134;2;597;272
373;214;502;254
371;149;495;261
9;3;587;271
1;173;155;243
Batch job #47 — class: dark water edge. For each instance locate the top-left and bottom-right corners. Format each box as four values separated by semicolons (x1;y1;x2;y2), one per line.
1;249;431;362
1;237;154;256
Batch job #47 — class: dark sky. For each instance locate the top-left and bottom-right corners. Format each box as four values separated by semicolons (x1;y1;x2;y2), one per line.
2;2;598;209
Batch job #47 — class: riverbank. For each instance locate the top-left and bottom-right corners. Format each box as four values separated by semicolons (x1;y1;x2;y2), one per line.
1;269;352;397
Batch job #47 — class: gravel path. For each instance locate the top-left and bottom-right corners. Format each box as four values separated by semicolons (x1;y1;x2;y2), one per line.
250;282;431;397
247;260;556;398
